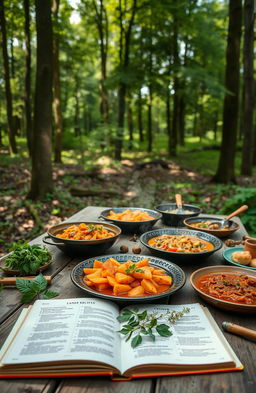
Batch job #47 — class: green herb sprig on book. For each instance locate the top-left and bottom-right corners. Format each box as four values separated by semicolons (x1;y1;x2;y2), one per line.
3;242;52;275
117;306;190;348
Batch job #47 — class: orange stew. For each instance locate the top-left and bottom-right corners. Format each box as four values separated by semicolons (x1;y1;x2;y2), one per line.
196;273;256;305
83;257;172;297
148;234;214;253
56;223;115;240
107;209;154;221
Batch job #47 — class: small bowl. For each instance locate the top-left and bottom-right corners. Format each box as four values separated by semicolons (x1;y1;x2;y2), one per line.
184;216;239;238
155;203;201;227
43;221;121;256
223;246;256;271
190;265;256;313
71;254;186;304
140;228;222;263
1;257;52;276
100;207;162;233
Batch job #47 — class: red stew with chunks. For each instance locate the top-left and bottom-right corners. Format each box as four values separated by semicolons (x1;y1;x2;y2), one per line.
196;273;256;305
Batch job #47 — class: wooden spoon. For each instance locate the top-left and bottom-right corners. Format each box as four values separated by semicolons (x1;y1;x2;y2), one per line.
218;205;248;228
175;194;184;214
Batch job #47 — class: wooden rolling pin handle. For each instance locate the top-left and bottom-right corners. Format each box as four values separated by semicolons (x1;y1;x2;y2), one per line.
0;276;52;286
222;321;256;342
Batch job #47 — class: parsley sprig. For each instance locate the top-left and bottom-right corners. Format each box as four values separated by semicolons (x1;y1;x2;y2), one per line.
125;263;144;274
117;306;190;348
16;274;59;303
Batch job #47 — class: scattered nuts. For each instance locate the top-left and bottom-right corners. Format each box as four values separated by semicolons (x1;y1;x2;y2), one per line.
129;234;138;242
132;247;141;254
120;245;129;253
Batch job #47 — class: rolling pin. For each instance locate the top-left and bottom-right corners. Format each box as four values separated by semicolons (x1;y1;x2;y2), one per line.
0;276;52;286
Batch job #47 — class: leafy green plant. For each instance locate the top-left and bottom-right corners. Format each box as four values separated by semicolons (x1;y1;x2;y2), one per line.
4;243;52;274
117;306;190;348
16;274;59;303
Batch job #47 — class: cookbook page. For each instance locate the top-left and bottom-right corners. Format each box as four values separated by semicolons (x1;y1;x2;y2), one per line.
120;303;235;374
1;298;121;371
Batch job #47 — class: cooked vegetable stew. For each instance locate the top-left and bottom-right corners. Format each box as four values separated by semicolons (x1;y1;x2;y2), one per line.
56;223;115;240
83;257;172;297
148;234;214;253
190;221;229;230
196;273;256;305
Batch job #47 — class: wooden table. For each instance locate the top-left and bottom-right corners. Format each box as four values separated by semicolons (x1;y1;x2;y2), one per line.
0;206;255;393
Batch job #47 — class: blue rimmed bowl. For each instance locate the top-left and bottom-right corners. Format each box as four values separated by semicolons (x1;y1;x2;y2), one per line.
99;207;162;233
223;246;256;270
71;254;186;304
140;228;222;263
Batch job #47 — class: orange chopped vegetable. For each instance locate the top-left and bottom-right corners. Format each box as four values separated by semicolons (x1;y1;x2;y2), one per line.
56;223;115;241
107;209;154;222
83;257;172;297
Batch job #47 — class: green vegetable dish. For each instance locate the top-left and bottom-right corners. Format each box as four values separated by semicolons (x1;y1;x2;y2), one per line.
3;243;52;275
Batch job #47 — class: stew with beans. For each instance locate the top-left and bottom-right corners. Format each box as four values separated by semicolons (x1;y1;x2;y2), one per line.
196;273;256;305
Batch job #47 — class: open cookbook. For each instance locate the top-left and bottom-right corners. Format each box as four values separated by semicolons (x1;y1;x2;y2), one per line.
0;298;243;380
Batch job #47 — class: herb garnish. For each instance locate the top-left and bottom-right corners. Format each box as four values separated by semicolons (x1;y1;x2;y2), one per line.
117;306;190;348
125;264;144;274
16;274;59;303
4;242;52;275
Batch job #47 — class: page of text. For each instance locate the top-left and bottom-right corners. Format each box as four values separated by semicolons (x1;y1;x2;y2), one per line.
120;303;232;374
2;298;121;370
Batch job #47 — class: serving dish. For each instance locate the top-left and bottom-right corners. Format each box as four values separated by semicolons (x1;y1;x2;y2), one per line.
43;221;121;256
155;203;201;227
223;246;256;271
71;254;186;304
100;207;162;233
183;216;239;238
190;265;256;313
140;228;222;262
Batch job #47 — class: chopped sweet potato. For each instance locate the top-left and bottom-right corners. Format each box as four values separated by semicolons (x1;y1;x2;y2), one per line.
83;268;101;275
130;280;141;288
152;268;166;275
115;272;134;284
141;279;157;294
93;260;104;268
135;259;149;268
132;266;152;280
113;284;132;295
152;274;172;285
88;277;109;284
128;286;145;297
107;276;118;286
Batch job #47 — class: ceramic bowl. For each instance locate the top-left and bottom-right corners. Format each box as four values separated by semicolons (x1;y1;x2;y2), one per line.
222;246;256;271
183;216;239;238
71;254;186;304
43;221;121;256
0;256;52;276
99;207;162;233
190;265;256;313
155;203;201;227
140;228;222;263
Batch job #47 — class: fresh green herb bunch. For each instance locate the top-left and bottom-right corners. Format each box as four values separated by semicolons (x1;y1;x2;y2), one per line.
4;242;52;275
117;306;190;348
16;274;59;303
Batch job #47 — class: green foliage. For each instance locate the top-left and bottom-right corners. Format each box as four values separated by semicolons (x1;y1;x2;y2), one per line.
16;274;59;303
4;243;52;275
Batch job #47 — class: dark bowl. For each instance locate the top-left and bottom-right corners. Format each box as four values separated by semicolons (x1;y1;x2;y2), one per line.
43;221;121;256
99;207;162;233
71;253;186;304
184;216;239;238
140;228;222;263
155;203;201;227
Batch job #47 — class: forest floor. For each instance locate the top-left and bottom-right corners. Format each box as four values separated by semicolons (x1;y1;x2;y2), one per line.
0;154;255;257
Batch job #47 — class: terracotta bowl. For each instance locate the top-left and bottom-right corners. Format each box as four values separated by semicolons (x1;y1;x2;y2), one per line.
184;216;239;238
1;257;52;276
190;265;256;313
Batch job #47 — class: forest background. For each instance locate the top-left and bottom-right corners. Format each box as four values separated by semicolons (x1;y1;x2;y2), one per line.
0;0;255;256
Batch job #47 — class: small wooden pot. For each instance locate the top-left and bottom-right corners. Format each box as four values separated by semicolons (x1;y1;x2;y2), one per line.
244;238;256;259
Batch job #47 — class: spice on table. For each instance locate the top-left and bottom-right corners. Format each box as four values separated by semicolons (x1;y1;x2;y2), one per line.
132;246;141;254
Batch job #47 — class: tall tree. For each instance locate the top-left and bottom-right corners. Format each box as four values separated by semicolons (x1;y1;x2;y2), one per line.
0;0;17;153
24;0;32;156
213;0;242;184
52;0;63;163
115;0;137;160
240;0;254;175
28;0;53;199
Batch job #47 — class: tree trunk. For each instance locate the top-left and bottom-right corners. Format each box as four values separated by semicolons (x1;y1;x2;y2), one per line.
147;84;152;153
213;0;242;184
115;82;126;160
52;0;63;163
0;0;17;153
127;95;133;148
166;86;171;147
137;89;143;142
28;0;53;200
240;0;254;175
179;95;185;146
24;0;32;156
